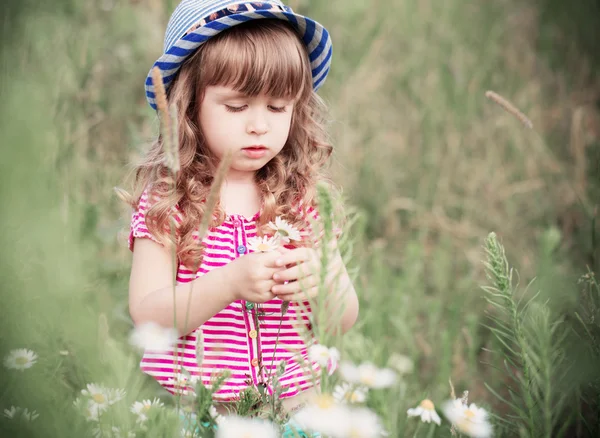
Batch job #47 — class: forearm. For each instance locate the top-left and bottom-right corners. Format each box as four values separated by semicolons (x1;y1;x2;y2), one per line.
318;254;359;335
131;266;235;337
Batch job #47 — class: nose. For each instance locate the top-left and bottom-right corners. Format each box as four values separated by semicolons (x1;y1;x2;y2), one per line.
246;108;269;136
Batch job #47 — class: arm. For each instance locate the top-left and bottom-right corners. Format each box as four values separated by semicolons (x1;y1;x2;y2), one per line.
324;249;359;334
129;238;283;337
272;244;359;335
129;238;237;336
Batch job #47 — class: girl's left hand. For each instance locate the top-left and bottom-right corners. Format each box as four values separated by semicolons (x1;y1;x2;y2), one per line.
270;247;322;301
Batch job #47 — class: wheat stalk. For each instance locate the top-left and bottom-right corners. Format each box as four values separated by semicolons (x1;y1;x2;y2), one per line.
151;67;180;173
485;90;533;129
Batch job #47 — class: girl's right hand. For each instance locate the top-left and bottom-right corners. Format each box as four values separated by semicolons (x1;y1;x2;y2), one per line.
226;251;284;303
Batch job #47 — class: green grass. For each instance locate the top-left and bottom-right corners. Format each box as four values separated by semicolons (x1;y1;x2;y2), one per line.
1;0;599;437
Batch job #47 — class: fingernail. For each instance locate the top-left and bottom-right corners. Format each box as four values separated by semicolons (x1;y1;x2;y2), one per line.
273;273;280;280
276;259;283;266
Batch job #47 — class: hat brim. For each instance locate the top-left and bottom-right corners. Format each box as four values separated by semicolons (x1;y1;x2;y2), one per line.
145;10;332;110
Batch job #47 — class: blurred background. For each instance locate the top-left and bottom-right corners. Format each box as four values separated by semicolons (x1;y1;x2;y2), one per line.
1;0;599;436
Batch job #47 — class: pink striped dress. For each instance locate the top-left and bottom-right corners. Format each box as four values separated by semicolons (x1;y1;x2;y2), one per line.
128;190;322;402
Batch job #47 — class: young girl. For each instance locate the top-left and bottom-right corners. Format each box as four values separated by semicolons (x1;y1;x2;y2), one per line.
127;0;359;434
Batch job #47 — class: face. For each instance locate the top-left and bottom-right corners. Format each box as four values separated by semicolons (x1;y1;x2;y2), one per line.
199;85;295;180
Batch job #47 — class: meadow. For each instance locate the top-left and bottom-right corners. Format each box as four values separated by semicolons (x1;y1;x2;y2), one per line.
1;0;599;437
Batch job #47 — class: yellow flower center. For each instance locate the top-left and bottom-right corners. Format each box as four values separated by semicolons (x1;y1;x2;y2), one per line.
315;394;334;410
349;391;361;403
92;393;106;404
464;408;475;419
142;404;151;412
15;357;29;366
257;243;272;252
458;419;474;433
420;399;434;411
349;429;361;438
360;373;375;386
278;229;289;237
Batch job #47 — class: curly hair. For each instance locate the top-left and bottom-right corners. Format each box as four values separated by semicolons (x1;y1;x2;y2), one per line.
129;19;336;268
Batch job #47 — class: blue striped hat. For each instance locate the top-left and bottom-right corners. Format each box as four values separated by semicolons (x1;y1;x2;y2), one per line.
145;0;333;110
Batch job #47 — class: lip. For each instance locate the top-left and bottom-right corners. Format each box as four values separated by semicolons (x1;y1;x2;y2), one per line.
242;145;268;159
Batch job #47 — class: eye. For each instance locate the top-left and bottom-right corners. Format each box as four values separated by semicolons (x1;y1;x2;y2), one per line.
225;105;246;113
268;105;287;113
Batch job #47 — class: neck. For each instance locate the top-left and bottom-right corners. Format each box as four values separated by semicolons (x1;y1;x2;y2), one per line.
224;169;256;185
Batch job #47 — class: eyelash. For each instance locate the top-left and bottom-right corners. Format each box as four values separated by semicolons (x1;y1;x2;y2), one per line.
225;105;287;113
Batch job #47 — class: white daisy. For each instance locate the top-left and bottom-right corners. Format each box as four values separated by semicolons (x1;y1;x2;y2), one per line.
268;217;302;243
246;235;280;252
81;383;111;410
345;407;384;438
209;405;223;425
4;406;19;419
129;322;179;352
441;399;493;438
387;353;414;375
407;399;441;425
21;408;39;422
130;398;164;423
3;349;38;370
339;361;397;388
73;397;104;422
107;388;126;405
308;344;340;376
293;394;352;438
180;429;195;438
333;382;368;404
216;414;278;438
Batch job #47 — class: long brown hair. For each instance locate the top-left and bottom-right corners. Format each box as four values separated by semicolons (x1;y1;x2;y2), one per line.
130;19;335;267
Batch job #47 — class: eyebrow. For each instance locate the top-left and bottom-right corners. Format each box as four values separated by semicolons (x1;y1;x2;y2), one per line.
214;90;246;99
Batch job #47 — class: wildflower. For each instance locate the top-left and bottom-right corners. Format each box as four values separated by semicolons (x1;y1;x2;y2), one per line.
293;394;351;437
3;406;18;419
74;397;105;422
81;384;112;410
339;361;397;388
107;388;126;405
180;429;195;438
3;348;38;370
209;405;223;425
216;414;278;438
268;217;301;243
247;235;280;252
130;398;164;423
1;405;38;422
407;399;441;425
387;353;414;375
21;408;39;422
441;399;493;438
309;344;340;375
333;382;368;404
345;407;384;438
129;321;178;352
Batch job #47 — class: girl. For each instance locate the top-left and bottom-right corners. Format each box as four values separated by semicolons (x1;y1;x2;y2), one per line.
127;0;358;434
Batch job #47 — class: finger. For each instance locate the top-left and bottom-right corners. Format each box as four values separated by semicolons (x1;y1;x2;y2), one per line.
274;248;313;267
280;291;305;302
279;287;318;302
261;249;293;268
272;262;318;282
272;274;318;295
